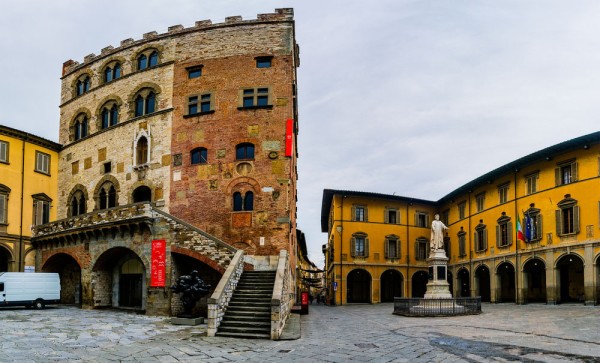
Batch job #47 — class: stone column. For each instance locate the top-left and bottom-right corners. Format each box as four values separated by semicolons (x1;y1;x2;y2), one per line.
545;250;556;304
490;260;498;303
424;250;451;299
584;244;594;305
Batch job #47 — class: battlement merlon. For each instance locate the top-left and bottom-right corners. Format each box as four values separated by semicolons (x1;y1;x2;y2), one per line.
60;8;294;77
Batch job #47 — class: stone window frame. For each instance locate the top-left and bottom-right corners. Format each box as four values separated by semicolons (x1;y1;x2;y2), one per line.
67;185;88;217
458;201;466;220
415;211;429;228
102;60;122;84
384;234;401;259
190;147;208;165
99;100;120;130
32;193;52;226
0;140;9;164
135;48;161;71
185;91;215;117
71;112;90;141
133;130;151;166
384;207;399;224
73;72;92;97
94;176;120;211
555;194;579;236
495;212;513;248
255;56;273;68
555;159;578;186
414;237;429;261
475;192;485;213
525;171;539;195
524;205;543;242
497;182;509;204
186;65;203;79
0;184;11;225
127;83;161;120
35;151;50;175
351;204;368;222
233;191;254;212
238;86;273;109
457;228;467;257
350;232;369;258
474;221;488;252
235;142;255;161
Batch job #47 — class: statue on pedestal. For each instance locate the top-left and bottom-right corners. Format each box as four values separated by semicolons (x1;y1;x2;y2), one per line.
430;214;448;253
171;270;211;318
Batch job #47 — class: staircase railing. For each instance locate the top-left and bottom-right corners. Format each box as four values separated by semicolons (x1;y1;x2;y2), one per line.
271;249;292;340
207;249;245;337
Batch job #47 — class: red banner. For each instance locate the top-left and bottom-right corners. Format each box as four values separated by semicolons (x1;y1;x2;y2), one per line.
150;239;166;287
285;118;293;157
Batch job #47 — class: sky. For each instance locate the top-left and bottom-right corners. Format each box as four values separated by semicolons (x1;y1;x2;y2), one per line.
3;1;600;268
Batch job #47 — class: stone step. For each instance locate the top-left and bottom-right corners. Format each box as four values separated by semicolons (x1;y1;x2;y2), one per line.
227;302;271;309
219;319;270;328
217;325;271;335
222;311;270;319
215;330;271;339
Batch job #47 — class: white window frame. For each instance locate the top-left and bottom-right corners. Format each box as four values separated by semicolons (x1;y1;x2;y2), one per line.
0;141;8;163
35;151;50;174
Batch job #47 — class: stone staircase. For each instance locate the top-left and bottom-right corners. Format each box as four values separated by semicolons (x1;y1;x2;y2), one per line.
216;271;275;339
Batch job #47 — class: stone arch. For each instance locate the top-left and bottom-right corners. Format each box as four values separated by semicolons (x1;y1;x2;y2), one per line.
93;175;121;210
66;184;89;217
42;250;84;271
99;56;127;81
347;268;371;303
127;82;162;119
0;243;14;272
411;270;428;298
496;261;516;303
133;128;152;166
92;246;149;309
523;257;546;303
380;269;403;302
226;177;260;195
69;108;92;140
131;45;165;68
475;263;491;302
70;70;95;97
556;253;585;303
42;252;83;305
456;267;470;297
170;246;226;274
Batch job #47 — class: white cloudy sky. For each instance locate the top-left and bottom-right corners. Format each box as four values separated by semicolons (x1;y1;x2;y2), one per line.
2;1;600;267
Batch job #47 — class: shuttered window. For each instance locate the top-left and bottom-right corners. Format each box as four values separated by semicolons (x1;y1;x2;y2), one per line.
415;238;428;261
35;151;50;174
350;233;369;258
495;216;513;248
0;193;6;224
384;236;401;259
0;141;8;163
474;224;487;252
352;205;368;222
384;208;399;224
458;232;467;257
555;160;578;186
415;212;429;227
555;196;579;236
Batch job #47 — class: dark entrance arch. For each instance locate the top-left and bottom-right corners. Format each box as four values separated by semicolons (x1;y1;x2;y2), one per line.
347;269;371;303
93;247;146;309
497;262;515;303
475;265;491;302
42;253;82;305
457;268;470;297
132;186;152;203
171;253;222;316
447;271;454;297
523;258;546;303
0;245;11;272
557;254;584;303
380;269;403;302
411;270;428;298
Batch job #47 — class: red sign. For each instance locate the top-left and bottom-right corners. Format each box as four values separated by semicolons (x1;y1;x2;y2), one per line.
150;239;166;287
285;118;294;157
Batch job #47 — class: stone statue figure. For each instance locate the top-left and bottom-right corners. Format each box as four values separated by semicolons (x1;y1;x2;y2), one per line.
430;214;448;252
171;270;211;318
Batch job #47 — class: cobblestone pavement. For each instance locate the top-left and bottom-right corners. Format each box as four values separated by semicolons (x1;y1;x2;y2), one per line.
1;303;599;362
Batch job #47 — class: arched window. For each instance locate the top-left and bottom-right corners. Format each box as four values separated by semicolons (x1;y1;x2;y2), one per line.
73;114;89;141
233;191;254;211
75;75;91;96
133;89;157;117
236;143;255;160
103;62;122;83
98;182;117;210
136;137;148;165
149;51;159;67
137;54;147;70
191;147;208;165
69;190;86;217
132;186;151;203
101;102;119;129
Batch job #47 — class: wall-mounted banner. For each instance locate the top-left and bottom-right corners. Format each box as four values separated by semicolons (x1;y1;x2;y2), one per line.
150;239;166;287
285;118;294;157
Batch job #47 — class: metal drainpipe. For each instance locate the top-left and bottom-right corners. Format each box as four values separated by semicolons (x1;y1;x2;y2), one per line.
339;194;344;306
514;171;519;303
468;190;472;296
406;201;410;297
18;136;27;272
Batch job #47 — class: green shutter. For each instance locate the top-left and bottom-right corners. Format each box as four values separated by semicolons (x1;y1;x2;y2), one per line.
537;214;543;240
414;241;419;260
474;231;479;251
364;207;368;222
574;205;580;233
414;213;418;227
350;237;356;257
396;240;401;258
384;209;389;224
351;206;356;221
426;214;430;227
364;238;370;257
555;167;560;186
483;229;488;251
572;162;578;182
507;222;513;246
495;225;500;248
384;239;389;258
555;210;562;236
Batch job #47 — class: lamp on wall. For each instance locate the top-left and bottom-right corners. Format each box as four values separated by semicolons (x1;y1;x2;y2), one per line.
336;226;342;234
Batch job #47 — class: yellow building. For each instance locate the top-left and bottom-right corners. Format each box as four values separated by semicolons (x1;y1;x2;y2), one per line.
322;131;600;305
0;125;60;272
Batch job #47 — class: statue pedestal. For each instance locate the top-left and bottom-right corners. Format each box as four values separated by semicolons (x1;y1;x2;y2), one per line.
171;316;204;326
424;249;452;299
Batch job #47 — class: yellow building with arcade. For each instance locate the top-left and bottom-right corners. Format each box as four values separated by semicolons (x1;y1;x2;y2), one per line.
322;132;600;305
0;125;60;272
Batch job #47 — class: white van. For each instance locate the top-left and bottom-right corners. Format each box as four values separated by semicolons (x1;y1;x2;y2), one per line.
0;272;61;309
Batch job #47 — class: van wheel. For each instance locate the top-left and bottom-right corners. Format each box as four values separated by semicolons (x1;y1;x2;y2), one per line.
34;299;45;310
